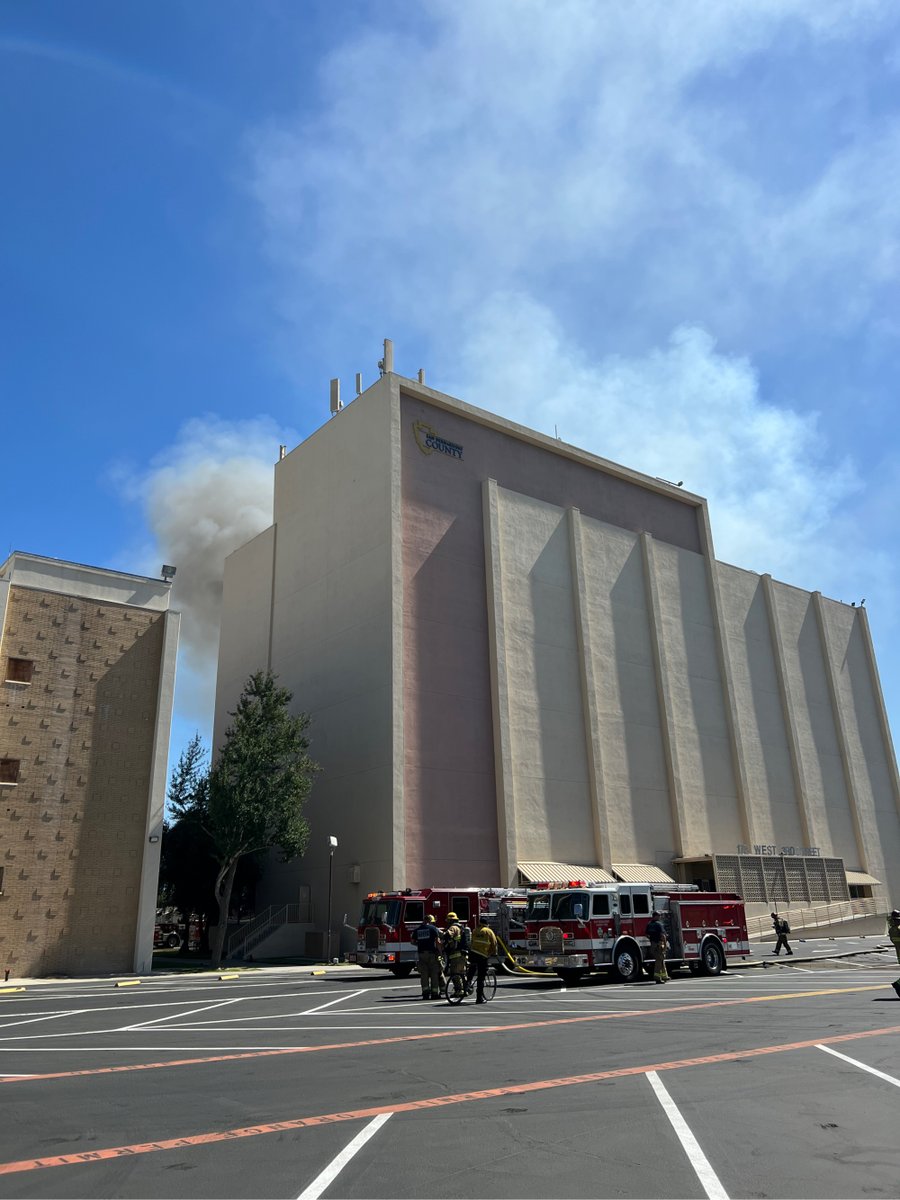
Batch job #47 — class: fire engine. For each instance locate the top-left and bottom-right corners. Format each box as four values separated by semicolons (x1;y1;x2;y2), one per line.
351;887;528;975
517;881;748;983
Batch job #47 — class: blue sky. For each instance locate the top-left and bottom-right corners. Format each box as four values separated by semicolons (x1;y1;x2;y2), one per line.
3;1;900;775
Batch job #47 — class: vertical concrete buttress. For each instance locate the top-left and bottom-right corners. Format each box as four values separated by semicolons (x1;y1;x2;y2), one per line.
812;592;869;872
639;532;688;857
482;478;518;884
761;573;818;848
567;507;612;872
857;605;900;823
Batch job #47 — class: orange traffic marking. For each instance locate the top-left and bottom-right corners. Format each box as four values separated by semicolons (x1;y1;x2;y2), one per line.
0;1021;898;1178
0;983;886;1087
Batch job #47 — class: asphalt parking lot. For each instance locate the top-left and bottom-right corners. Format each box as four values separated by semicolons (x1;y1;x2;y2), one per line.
1;946;899;1200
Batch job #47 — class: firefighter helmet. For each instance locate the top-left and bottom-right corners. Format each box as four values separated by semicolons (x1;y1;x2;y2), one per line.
446;912;458;922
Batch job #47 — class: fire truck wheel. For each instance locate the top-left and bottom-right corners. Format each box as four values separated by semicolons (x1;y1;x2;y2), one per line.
165;933;180;949
557;969;584;987
700;939;725;976
389;964;414;978
613;942;643;984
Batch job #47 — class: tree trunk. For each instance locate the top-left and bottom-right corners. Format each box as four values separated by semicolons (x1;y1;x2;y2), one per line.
209;858;240;968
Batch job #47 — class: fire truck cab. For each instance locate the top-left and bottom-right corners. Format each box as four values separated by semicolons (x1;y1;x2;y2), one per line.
518;881;748;984
351;887;527;975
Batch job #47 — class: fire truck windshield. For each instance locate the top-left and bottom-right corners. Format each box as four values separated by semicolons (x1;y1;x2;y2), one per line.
551;892;590;920
361;899;401;927
524;894;552;922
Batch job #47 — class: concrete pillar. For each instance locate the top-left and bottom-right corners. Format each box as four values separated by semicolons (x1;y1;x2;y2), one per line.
639;532;687;857
812;592;869;872
567;507;612;872
761;573;818;849
695;506;756;848
856;604;900;823
482;478;518;885
133;607;181;974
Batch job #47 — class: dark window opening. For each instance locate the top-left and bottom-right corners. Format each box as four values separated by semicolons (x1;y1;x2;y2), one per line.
0;758;20;785
451;896;471;921
402;901;425;924
5;658;33;684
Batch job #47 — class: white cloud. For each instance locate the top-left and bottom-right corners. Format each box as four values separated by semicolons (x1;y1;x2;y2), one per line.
247;0;900;346
449;295;868;585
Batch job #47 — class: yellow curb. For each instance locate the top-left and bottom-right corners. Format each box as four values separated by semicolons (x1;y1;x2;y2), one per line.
0;987;26;994
311;970;327;976
115;980;142;988
218;974;240;981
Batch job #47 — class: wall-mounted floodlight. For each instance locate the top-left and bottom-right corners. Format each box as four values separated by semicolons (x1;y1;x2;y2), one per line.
161;565;177;581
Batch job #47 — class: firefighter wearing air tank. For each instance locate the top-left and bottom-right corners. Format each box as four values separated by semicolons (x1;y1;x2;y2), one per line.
443;913;469;980
646;911;668;984
413;914;444;1000
469;913;499;1004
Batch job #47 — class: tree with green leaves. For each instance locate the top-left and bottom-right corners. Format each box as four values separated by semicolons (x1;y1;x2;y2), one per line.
168;672;318;967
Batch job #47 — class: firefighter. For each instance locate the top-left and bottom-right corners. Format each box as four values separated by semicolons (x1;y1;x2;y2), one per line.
468;912;499;1004
443;912;468;986
646;911;668;983
414;913;443;1000
771;912;793;956
887;909;900;998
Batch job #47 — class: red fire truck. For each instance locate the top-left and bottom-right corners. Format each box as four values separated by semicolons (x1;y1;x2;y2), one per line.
517;881;748;983
351;887;528;975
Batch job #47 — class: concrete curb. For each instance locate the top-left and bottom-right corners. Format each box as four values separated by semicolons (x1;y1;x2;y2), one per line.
730;945;892;970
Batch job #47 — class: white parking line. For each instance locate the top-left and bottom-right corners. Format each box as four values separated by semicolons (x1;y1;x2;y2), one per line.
647;1071;729;1200
817;1045;900;1088
296;1112;392;1199
299;990;366;1016
122;998;242;1031
0;1010;82;1031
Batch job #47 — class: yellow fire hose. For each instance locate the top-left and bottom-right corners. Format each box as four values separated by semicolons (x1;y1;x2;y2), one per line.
497;935;554;977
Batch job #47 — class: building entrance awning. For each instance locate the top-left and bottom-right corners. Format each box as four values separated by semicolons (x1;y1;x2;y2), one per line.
672;855;713;863
516;861;615;884
845;871;882;886
612;863;676;884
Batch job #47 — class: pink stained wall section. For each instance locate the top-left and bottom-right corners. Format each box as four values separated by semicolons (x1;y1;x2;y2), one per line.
399;393;703;887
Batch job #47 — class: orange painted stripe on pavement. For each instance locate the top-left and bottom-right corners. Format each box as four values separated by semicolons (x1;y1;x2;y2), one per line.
0;1021;898;1178
0;983;886;1087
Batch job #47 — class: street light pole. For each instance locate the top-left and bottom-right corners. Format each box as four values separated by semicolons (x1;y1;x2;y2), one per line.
326;835;338;963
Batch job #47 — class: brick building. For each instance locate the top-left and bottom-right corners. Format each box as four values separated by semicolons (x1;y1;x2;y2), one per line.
0;553;179;977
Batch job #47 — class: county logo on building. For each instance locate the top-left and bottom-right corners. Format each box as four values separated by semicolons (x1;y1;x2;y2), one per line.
412;420;464;460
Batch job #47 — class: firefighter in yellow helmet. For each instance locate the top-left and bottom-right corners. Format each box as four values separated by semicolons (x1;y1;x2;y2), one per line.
469;911;499;1003
442;912;468;985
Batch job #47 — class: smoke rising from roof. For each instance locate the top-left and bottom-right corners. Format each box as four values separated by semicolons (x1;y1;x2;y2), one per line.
124;415;290;724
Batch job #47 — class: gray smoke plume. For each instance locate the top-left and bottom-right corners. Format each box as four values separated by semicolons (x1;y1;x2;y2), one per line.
127;415;291;726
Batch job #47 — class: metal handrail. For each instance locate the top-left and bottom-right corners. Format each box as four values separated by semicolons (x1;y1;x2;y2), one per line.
225;901;315;959
746;896;881;939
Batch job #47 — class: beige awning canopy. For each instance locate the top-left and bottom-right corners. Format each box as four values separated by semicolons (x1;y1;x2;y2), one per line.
612;863;676;884
517;861;616;885
845;870;882;886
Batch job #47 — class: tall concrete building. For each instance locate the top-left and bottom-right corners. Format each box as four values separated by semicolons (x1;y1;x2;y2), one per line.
215;360;900;938
0;553;179;977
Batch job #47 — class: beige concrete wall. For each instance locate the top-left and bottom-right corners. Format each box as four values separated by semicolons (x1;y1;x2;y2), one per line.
718;564;804;850
580;517;673;865
213;526;276;751
818;598;900;899
257;377;398;926
770;582;858;861
496;488;594;865
0;582;169;977
651;541;742;855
